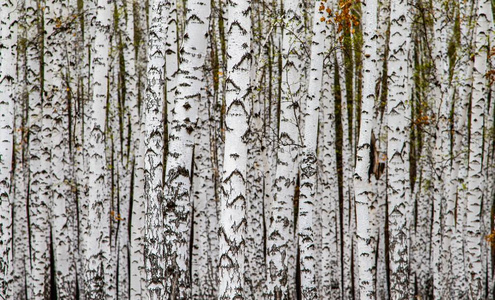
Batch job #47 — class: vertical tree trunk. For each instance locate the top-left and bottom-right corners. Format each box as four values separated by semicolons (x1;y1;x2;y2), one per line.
466;0;491;298
12;3;30;296
266;0;304;297
26;0;52;297
144;0;168;297
0;0;17;296
353;0;378;298
130;1;148;298
386;0;412;297
161;0;211;295
298;1;328;297
449;2;475;297
45;0;77;297
217;0;251;296
83;0;113;298
191;83;218;298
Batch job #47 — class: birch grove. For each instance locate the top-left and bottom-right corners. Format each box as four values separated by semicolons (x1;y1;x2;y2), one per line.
1;0;495;299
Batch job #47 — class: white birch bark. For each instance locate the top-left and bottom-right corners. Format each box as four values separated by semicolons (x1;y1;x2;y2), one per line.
386;0;412;297
26;1;52;297
161;0;211;295
266;0;303;297
83;0;113;298
353;0;378;298
0;0;17;296
466;0;491;297
298;1;328;297
218;0;251;296
144;0;167;297
165;0;178;138
430;1;455;296
448;2;475;297
245;12;268;294
12;4;30;296
44;0;77;297
191;86;218;298
74;0;94;296
130;1;148;298
318;27;340;297
113;1;139;297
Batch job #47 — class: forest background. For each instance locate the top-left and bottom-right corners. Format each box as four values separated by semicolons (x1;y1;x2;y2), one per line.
0;0;495;299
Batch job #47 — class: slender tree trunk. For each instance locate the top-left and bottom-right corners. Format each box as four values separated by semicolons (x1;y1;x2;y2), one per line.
318;19;340;298
26;0;52;297
12;4;30;296
191;81;218;298
83;0;113;298
130;1;148;298
353;0;378;298
0;0;17;296
386;0;412;297
266;0;304;296
466;0;491;298
144;0;168;297
161;0;211;295
45;0;77;297
217;0;251;296
298;1;328;297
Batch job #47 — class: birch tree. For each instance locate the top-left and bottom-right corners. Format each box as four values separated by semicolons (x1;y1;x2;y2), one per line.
83;0;113;297
144;0;168;297
466;0;491;297
218;0;251;296
386;0;412;297
298;1;329;297
0;0;17;296
161;0;211;296
353;0;378;298
25;0;52;297
45;0;77;297
266;0;304;296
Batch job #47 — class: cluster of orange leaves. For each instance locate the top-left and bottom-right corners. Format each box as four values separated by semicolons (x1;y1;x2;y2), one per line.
485;230;495;248
334;0;360;41
316;0;359;42
318;0;333;23
110;210;124;221
413;114;432;126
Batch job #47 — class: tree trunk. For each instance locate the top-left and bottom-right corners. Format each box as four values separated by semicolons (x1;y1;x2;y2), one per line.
217;0;251;296
0;0;17;296
353;0;378;298
386;0;412;297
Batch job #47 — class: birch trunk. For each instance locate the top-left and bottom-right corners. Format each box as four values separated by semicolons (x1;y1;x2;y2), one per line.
130;1;148;298
162;0;211;295
466;0;491;297
218;0;251;296
144;0;167;297
449;1;475;297
83;0;113;298
298;1;328;297
12;4;30;296
26;0;52;297
430;1;455;296
45;0;77;297
318;17;340;297
191;85;218;298
353;0;378;298
266;0;303;296
0;0;17;295
386;0;412;297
